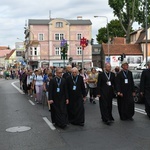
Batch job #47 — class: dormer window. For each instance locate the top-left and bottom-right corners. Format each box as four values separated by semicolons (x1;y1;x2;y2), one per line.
56;22;63;28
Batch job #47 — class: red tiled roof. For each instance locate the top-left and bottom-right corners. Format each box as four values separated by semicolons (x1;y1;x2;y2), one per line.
5;50;15;59
0;50;12;57
0;46;9;50
102;43;142;55
111;37;126;44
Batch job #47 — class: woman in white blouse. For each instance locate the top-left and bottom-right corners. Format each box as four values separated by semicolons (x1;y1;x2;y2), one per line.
34;70;44;104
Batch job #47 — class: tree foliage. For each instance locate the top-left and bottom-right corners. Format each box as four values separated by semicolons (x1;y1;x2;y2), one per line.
135;0;150;27
108;0;150;43
96;19;126;44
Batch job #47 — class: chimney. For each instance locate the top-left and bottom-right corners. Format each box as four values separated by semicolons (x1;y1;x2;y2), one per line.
77;16;82;20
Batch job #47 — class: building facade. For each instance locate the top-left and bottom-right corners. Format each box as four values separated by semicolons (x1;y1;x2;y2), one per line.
24;18;92;69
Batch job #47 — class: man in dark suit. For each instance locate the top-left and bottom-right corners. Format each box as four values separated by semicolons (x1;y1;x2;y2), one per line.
48;68;69;129
116;60;135;121
97;63;115;125
140;61;150;119
62;65;72;79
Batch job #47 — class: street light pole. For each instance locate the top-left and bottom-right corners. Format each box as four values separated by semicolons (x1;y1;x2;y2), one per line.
24;27;34;40
94;15;110;62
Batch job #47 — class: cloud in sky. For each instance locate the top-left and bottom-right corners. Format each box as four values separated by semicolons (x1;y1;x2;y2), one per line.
0;0;139;49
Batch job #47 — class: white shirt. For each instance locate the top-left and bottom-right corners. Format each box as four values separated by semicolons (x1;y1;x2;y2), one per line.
34;75;43;86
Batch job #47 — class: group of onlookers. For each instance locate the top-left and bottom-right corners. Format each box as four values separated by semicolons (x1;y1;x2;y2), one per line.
17;60;150;128
0;68;19;79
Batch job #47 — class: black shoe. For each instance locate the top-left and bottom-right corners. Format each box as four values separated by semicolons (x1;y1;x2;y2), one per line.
110;117;115;122
79;123;84;126
128;118;134;121
60;125;67;129
103;120;111;125
90;98;93;103
71;122;84;126
92;101;96;104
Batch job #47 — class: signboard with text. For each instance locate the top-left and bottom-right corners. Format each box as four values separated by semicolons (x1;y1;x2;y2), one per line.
110;55;143;68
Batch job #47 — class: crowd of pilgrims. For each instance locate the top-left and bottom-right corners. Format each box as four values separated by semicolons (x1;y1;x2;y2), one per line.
17;61;150;128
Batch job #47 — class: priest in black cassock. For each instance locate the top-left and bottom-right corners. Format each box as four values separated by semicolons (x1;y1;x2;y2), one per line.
48;68;69;129
116;60;135;121
66;67;86;126
62;65;72;79
140;61;150;119
97;63;115;125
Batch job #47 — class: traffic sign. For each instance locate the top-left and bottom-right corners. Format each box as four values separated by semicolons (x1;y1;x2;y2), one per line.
105;57;110;63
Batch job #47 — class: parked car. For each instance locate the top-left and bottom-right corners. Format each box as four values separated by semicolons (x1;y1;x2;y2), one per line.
132;70;144;103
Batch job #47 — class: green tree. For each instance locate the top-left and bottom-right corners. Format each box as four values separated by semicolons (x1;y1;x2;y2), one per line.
108;0;150;43
135;0;150;27
96;19;126;44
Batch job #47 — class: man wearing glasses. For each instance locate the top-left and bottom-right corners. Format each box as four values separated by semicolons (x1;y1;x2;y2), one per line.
48;68;69;129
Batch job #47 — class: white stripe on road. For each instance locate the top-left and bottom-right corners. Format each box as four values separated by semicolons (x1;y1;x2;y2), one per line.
29;100;35;106
11;81;25;94
112;101;146;115
134;109;146;115
43;117;56;130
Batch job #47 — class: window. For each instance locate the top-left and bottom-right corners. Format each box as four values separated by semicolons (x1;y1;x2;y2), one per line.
38;33;44;41
77;34;82;40
55;47;61;55
56;22;63;28
77;47;82;55
30;50;32;56
34;47;37;56
16;51;22;56
55;34;64;40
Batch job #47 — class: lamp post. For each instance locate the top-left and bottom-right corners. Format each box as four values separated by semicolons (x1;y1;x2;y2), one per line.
24;27;34;40
94;15;110;63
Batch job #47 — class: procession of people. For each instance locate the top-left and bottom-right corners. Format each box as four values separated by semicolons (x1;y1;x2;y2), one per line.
9;60;150;128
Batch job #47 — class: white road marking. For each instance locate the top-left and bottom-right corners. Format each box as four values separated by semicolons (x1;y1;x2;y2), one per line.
112;101;146;115
11;81;25;94
43;117;56;130
29;100;35;105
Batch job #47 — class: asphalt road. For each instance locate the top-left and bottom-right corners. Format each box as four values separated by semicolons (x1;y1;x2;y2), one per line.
0;78;150;150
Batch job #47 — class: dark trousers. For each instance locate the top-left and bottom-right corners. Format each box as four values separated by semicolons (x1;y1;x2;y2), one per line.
145;98;150;117
89;87;97;98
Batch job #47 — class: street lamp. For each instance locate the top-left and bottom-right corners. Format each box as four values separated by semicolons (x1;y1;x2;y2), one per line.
94;15;110;62
24;27;34;40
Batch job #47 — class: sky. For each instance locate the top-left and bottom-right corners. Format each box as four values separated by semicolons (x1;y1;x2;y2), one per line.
0;0;139;49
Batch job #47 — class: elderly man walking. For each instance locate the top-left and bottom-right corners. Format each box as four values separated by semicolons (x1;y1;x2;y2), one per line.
66;67;86;126
97;63;115;125
116;60;135;121
48;68;69;129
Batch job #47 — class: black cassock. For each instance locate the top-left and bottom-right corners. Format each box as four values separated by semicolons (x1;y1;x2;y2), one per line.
97;72;115;122
48;77;68;128
116;70;135;120
66;75;86;125
140;69;150;116
62;72;71;79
